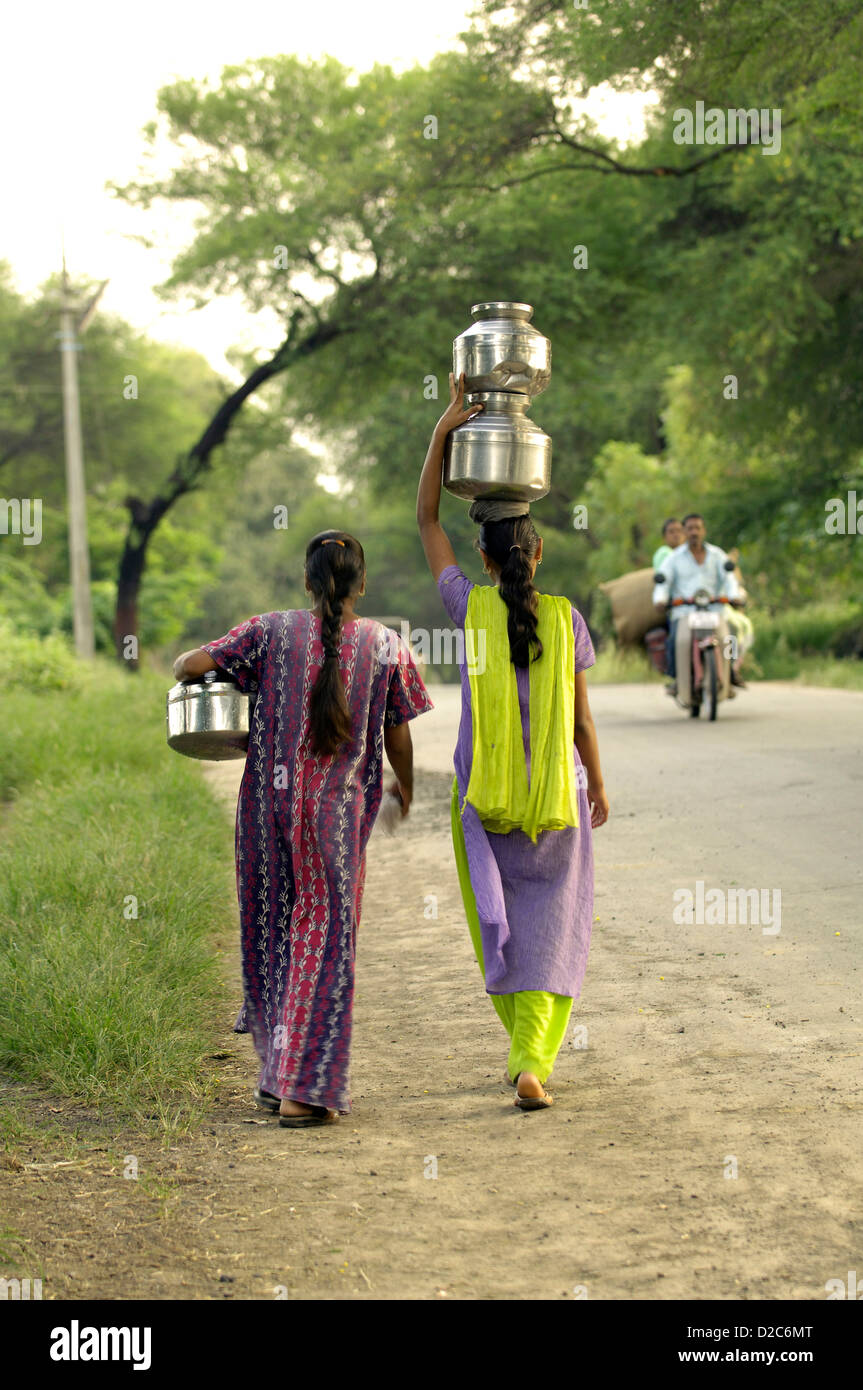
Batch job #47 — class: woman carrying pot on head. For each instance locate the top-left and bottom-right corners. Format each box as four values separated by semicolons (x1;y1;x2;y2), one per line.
417;374;609;1111
172;531;432;1127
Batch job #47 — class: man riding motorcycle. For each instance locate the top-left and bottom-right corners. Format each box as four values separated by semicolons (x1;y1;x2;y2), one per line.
652;513;740;708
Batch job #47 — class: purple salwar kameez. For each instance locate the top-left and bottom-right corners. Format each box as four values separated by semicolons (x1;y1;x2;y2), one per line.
438;565;596;998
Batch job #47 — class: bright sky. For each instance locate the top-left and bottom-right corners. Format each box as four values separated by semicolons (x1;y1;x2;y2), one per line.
3;0;653;377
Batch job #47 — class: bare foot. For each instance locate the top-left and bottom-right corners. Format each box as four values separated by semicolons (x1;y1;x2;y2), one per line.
515;1071;545;1099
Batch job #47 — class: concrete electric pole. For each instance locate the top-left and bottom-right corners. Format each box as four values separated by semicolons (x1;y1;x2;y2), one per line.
57;254;108;659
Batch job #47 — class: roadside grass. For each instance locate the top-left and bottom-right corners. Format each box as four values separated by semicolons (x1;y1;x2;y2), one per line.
788;657;863;691
588;643;665;684
589;642;863;689
588;595;863;686
589;607;863;690
0;660;234;1143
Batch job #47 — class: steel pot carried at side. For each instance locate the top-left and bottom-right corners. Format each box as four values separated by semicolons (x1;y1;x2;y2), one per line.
443;301;552;503
166;669;256;761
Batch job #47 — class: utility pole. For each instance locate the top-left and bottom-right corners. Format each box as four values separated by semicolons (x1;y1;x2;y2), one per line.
57;253;107;659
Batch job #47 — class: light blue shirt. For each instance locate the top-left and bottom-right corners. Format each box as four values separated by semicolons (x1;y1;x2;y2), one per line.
652;542;739;622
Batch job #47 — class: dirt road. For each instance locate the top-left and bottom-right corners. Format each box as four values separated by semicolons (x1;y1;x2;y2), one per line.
7;681;862;1299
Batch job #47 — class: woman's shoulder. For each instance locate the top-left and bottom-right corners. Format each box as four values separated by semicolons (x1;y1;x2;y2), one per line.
355;615;396;642
537;592;590;634
257;609;315;641
536;590;577;614
241;610;287;636
438;562;472;590
354;617;407;662
267;609;310;631
437;564;474;627
438;562;476;602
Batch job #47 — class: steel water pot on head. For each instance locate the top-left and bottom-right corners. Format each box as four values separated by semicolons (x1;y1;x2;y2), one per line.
166;669;257;761
443;300;553;502
443;390;551;502
453;302;551;397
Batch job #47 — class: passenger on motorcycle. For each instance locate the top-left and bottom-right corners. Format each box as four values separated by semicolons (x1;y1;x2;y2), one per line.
652;513;740;707
652;517;685;572
652;518;685;676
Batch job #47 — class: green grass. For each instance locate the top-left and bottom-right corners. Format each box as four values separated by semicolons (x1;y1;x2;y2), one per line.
588;597;863;689
588;643;665;684
740;601;862;679
788;656;863;691
587;643;863;689
0;659;234;1135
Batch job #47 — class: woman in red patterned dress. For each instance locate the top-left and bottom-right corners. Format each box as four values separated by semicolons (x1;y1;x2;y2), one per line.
173;531;432;1127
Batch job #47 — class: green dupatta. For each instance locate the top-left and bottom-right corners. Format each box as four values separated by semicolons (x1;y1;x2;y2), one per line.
461;584;578;844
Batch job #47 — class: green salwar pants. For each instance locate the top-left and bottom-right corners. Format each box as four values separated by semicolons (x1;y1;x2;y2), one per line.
451;778;573;1084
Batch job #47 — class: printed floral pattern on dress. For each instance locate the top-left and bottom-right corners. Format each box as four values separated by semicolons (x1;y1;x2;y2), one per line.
202;612;431;1112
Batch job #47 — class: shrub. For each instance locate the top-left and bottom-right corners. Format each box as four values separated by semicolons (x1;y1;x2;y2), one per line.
0;620;97;694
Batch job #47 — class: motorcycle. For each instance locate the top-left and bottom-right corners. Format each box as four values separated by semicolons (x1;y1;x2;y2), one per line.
651;559;746;721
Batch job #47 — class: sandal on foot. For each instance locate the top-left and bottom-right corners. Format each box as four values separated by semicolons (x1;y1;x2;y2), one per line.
254;1087;281;1113
514;1087;553;1110
278;1105;339;1128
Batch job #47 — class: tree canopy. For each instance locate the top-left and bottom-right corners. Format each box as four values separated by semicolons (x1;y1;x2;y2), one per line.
6;1;862;665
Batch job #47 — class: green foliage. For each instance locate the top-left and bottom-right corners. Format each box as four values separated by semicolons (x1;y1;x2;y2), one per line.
588;642;665;685
582;439;684;583
0;267;228;510
104;18;862;651
6;4;863;669
0;263;250;659
791;659;863;691
0;670;232;1130
0;553;63;636
752;601;863;669
0;617;95;696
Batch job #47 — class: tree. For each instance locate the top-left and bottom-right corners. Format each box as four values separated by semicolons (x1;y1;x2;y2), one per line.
109;51;667;615
108;10;863;648
0;268;254;655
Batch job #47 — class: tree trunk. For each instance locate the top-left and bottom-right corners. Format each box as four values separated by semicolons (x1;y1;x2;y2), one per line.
113;314;345;666
113;520;148;668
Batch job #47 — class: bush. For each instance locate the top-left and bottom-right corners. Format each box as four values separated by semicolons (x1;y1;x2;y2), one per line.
56;581;117;655
0;554;62;637
751;601;863;676
0;619;98;694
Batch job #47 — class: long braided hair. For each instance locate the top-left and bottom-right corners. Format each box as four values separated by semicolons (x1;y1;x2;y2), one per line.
305;530;365;756
478;515;543;668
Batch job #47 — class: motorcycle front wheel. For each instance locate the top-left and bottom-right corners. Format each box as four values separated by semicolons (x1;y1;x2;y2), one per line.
704;646;718;720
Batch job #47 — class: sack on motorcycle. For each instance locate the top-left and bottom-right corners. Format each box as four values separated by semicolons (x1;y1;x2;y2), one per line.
598;568;658;646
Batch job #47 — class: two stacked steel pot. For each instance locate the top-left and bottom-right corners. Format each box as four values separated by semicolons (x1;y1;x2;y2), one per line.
442;301;552;502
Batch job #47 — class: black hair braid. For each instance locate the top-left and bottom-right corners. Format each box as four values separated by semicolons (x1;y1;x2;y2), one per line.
319;569;342;660
478;515;543;668
305;531;365;756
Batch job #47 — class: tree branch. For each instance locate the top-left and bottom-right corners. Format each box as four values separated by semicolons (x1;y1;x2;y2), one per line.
437;117;798;194
114;311;352;662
